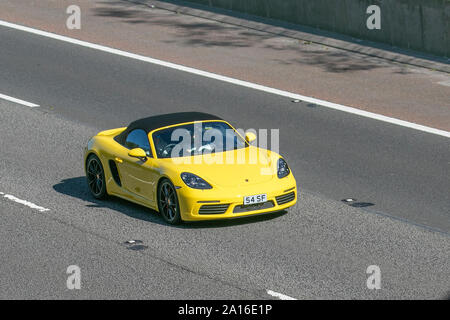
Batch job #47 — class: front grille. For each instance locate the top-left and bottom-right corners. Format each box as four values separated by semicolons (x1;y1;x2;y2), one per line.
233;201;275;213
276;192;295;205
198;204;230;215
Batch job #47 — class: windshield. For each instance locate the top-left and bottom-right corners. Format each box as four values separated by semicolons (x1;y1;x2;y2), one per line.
152;121;247;158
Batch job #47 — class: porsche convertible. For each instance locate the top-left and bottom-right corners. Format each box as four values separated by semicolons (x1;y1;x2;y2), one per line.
84;112;297;224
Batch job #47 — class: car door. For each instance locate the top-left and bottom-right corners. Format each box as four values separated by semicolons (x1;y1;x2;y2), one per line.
114;129;159;205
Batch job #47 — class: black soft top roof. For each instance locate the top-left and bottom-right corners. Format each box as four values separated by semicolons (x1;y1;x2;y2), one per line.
116;112;222;143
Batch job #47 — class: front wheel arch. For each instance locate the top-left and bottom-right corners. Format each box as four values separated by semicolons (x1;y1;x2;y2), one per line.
85;151;100;173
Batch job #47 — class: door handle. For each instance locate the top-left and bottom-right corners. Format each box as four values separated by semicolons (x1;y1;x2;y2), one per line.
115;157;123;163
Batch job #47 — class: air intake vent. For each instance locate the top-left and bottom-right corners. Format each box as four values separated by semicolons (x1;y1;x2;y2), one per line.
233;201;274;213
108;160;121;186
276;192;295;205
198;204;229;215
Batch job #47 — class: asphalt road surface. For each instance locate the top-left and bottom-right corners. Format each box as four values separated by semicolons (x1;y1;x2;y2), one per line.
0;26;449;299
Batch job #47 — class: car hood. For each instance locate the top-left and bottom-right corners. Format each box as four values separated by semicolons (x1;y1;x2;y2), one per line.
163;147;279;188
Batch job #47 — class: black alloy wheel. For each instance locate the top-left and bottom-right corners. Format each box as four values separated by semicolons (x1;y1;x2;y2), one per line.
86;155;107;199
158;179;181;224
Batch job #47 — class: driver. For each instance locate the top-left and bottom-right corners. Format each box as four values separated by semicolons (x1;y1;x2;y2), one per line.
154;133;170;157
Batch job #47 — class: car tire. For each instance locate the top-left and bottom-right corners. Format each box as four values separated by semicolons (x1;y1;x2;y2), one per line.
86;154;107;199
157;178;182;225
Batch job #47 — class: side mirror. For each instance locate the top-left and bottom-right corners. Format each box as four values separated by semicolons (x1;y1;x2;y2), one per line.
245;132;257;143
128;148;147;160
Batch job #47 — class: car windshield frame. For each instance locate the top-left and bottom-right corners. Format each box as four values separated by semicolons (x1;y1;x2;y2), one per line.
150;120;249;159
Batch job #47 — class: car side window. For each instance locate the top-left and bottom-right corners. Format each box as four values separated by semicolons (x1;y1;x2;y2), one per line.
125;129;152;157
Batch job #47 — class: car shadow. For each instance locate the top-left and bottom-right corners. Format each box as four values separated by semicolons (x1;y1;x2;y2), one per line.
53;177;287;229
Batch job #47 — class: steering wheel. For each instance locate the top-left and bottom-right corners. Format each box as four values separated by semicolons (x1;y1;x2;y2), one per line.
161;143;177;157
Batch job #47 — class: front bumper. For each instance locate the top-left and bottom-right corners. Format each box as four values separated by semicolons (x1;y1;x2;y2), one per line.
176;175;297;221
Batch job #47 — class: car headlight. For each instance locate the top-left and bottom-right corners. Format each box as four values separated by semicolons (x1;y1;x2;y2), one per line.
180;172;212;189
277;158;290;178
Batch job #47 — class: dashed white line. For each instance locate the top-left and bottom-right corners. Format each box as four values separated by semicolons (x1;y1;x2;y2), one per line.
0;19;449;138
0;192;50;212
437;80;450;87
0;93;39;108
266;290;297;300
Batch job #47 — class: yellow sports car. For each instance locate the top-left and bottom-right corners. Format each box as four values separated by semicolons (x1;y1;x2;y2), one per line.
84;112;297;224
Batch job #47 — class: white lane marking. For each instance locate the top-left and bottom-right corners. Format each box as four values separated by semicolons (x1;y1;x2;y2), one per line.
267;289;297;300
0;93;39;107
1;192;50;212
437;80;450;87
0;20;449;138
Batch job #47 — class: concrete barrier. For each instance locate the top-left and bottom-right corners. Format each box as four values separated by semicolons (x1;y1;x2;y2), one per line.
171;0;449;58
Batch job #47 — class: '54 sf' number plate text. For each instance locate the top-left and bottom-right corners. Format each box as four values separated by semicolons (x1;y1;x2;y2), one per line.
243;193;267;205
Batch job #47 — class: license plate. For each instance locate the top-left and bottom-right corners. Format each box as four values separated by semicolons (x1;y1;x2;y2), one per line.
243;193;267;205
